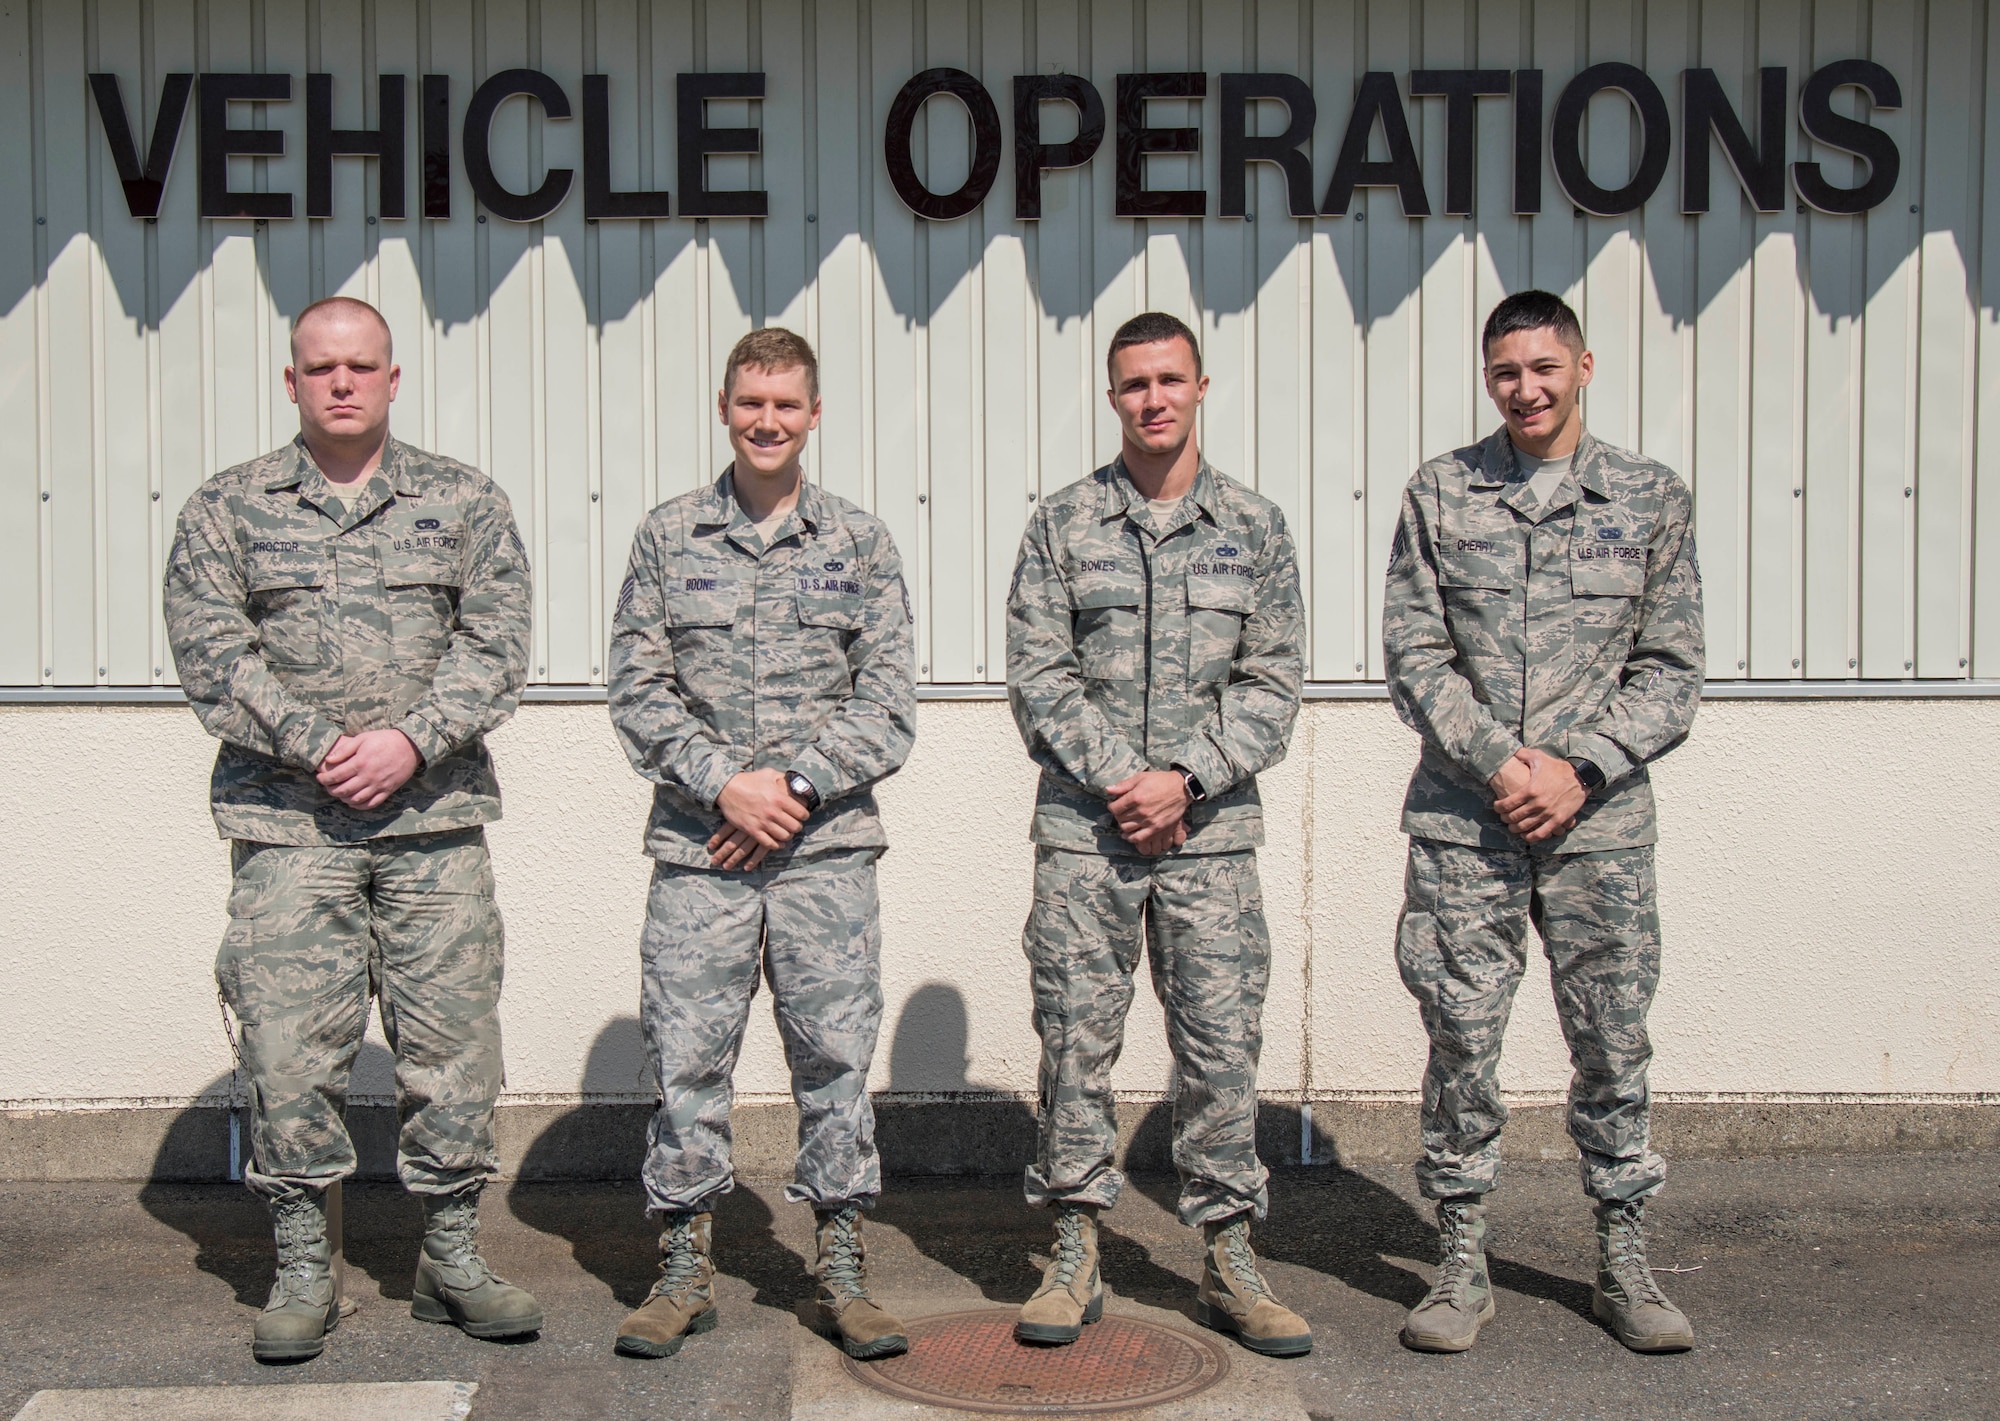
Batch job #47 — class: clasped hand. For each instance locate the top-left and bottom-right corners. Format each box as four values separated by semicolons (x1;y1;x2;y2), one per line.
710;768;810;871
316;728;422;810
1489;746;1586;843
1106;769;1191;857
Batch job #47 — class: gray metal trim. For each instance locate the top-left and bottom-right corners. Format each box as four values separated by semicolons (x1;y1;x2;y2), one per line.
3;679;1996;706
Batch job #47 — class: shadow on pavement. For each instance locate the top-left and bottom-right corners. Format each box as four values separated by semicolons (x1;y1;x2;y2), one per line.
505;1016;814;1312
1123;1098;1596;1324
138;1045;424;1309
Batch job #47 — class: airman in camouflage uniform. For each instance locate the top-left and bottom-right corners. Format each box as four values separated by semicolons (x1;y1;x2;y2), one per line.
1384;290;1703;1355
1007;312;1311;1358
607;329;916;1363
165;297;540;1363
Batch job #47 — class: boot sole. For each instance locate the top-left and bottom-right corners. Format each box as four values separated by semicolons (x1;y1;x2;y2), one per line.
410;1290;544;1339
615;1305;719;1358
1399;1294;1496;1354
1592;1292;1694;1353
840;1330;910;1361
1014;1291;1105;1346
253;1302;340;1363
1194;1299;1313;1358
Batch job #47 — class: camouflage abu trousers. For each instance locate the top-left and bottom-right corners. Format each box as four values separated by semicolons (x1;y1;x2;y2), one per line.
216;828;505;1200
1023;848;1271;1228
1397;838;1666;1204
639;849;884;1216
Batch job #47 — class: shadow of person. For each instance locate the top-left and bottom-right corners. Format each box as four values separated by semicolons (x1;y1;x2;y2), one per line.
138;1041;417;1308
1123;1100;1598;1324
504;1014;810;1312
870;984;1198;1307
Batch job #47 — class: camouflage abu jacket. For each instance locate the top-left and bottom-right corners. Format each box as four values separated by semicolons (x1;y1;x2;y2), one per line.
1006;457;1304;857
1383;427;1705;852
164;435;532;846
607;470;917;868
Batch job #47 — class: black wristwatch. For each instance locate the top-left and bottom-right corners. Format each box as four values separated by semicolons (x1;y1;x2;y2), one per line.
785;770;822;813
1566;757;1605;793
1173;765;1208;803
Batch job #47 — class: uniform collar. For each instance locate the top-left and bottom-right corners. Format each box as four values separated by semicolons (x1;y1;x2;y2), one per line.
1478;427;1609;519
702;465;824;555
1103;454;1220;536
264;434;410;526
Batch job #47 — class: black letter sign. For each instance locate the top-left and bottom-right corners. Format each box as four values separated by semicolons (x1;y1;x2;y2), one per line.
1792;60;1901;215
1551;62;1671;215
88;72;194;219
307;74;406;220
1513;70;1544;213
1408;70;1510;216
1321;72;1428;216
422;75;451;219
679;73;769;218
1218;73;1316;218
584;75;671;218
463;69;574;222
1013;74;1104;220
1115;73;1206;217
1682;67;1787;214
199;73;292;220
885;68;1002;221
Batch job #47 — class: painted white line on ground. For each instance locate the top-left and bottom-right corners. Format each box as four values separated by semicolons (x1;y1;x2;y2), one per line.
13;1380;476;1421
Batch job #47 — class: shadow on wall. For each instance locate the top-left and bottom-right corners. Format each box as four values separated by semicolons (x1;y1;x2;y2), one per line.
137;1041;418;1308
504;1014;812;1310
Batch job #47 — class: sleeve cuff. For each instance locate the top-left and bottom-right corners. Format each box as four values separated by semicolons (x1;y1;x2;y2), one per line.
1564;730;1637;786
787;747;843;805
395;711;449;768
285;713;345;772
1176;738;1236;801
681;744;744;810
1465;728;1525;785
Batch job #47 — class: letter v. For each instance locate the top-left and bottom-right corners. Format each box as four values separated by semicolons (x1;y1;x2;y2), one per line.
88;73;195;218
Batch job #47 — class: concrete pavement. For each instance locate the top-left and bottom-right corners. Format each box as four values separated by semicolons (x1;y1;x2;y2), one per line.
2;1152;1994;1419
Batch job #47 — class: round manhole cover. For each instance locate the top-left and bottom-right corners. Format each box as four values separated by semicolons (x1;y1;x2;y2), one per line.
845;1308;1230;1415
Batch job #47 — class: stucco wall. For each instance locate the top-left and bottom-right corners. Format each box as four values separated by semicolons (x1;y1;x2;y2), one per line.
2;697;1996;1116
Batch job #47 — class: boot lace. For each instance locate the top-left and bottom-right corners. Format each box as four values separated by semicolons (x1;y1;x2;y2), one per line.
819;1207;870;1304
270;1199;326;1302
1215;1220;1271;1300
1603;1202;1672;1306
1421;1201;1479;1309
426;1199;503;1287
648;1215;706;1303
1043;1208;1092;1291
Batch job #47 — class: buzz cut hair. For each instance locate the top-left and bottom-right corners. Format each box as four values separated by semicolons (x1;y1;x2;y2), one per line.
1481;289;1585;362
725;326;820;400
1107;311;1203;384
291;295;393;361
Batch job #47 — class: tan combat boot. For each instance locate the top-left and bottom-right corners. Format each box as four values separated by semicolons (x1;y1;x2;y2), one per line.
1195;1215;1313;1357
1400;1197;1495;1352
410;1187;544;1339
615;1212;720;1358
1015;1204;1104;1344
252;1186;341;1363
812;1206;909;1359
1593;1199;1695;1352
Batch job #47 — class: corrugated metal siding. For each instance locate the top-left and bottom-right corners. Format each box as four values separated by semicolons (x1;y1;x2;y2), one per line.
3;0;1992;687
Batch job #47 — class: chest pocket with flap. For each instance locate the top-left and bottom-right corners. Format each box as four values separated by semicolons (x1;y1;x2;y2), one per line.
1186;572;1255;683
247;556;329;667
1067;566;1143;681
381;544;464;663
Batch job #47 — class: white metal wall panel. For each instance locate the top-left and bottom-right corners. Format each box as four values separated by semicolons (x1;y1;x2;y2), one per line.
11;0;1997;687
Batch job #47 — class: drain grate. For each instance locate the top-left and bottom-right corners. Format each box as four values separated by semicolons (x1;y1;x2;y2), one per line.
844;1308;1230;1415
